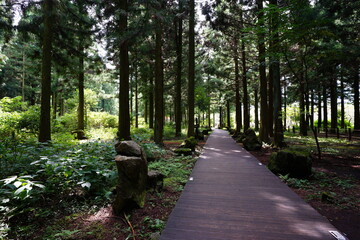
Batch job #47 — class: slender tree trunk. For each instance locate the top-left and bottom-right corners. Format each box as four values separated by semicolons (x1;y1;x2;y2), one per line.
227;100;231;129
353;65;359;129
175;7;183;137
219;106;223;128
268;68;274;137
257;0;269;142
118;0;131;140
270;0;284;146
323;85;328;129
330;74;337;132
52;92;57;120
77;46;85;139
22;51;25;101
154;17;164;144
234;41;241;134
135;63;139;128
310;90;314;129
283;84;287;130
240;5;249;131
300;79;307;136
340;73;345;129
318;85;322;129
129;71;133;126
39;0;54;142
149;74;154;129
187;0;195;137
144;99;148;124
255;88;259;131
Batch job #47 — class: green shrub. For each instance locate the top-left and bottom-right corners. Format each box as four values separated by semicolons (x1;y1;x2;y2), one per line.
16;105;40;135
180;136;197;151
0;96;26;112
53;112;77;132
88;112;118;129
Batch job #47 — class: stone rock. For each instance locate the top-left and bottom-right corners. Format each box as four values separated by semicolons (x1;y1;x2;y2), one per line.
242;129;261;151
268;149;312;179
174;148;192;156
180;136;197;151
147;170;164;192
115;140;142;157
149;232;161;240
202;129;209;135
113;155;148;215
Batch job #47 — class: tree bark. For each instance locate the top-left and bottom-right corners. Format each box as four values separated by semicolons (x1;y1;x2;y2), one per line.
233;40;241;134
118;0;131;140
353;65;359;129
39;0;54;142
270;0;284;147
330;74;337;132
317;85;322;129
240;8;249;131
227;100;231;129
149;73;154;129
340;75;345;129
257;0;269;142
323;85;328;129
77;46;85;139
175;5;183;137
154;16;164;144
135;63;139;128
255;88;259;131
300;79;307;136
187;0;195;137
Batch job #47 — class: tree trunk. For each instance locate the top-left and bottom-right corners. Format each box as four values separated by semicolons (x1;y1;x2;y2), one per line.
227;100;231;129
283;83;287;130
144;99;148;124
300;79;307;136
219;106;223;128
233;41;241;134
175;6;183;137
240;7;249;131
135;63;139;128
52;92;57;120
270;0;284;147
39;0;54;142
257;0;269;142
187;0;195;137
154;17;164;144
330;75;337;132
353;65;359;129
149;74;154;129
77;46;85;139
310;90;314;129
340;73;345;129
118;0;131;140
323;85;328;129
317;85;322;129
255;88;259;131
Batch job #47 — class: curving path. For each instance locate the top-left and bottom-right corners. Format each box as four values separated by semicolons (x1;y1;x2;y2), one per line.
160;129;346;240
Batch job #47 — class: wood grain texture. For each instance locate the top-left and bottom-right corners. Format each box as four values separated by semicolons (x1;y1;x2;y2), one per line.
160;129;344;240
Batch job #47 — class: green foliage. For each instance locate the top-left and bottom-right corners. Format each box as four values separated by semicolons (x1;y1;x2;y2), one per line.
0;96;26;112
88;112;118;129
314;119;353;129
148;155;196;192
16;105;40;135
181;136;197;151
0;139;117;236
141;142;167;160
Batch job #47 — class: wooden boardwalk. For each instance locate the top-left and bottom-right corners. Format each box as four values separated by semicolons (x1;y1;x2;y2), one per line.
160;129;346;240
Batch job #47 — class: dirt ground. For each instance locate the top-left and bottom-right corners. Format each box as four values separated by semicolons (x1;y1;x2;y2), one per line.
249;147;360;240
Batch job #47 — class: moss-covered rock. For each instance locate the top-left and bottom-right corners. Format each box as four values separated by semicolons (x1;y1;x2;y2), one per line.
268;149;312;179
242;129;261;151
174;148;192;156
180;136;197;151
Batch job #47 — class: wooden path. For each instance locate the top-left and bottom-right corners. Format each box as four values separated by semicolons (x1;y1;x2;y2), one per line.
160;129;346;240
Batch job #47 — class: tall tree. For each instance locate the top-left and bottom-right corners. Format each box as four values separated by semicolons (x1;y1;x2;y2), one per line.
270;0;285;147
187;0;195;137
38;0;54;142
257;0;269;142
154;7;164;144
175;0;183;137
118;0;131;140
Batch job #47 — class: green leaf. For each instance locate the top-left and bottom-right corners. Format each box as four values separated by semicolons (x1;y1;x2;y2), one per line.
81;182;91;189
13;181;23;188
2;176;17;185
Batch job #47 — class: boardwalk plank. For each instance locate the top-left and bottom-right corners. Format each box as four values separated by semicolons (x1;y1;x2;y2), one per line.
160;129;345;240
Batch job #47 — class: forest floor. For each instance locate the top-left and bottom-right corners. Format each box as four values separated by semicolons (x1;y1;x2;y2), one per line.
27;137;208;240
249;133;360;240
